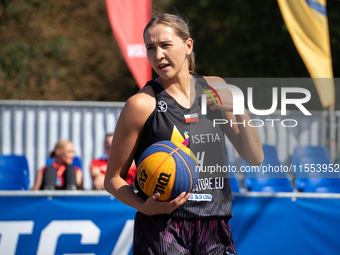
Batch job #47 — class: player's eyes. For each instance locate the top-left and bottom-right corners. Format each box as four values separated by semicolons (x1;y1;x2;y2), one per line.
146;46;155;51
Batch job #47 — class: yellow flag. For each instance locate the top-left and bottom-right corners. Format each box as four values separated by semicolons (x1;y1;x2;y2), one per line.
277;0;335;109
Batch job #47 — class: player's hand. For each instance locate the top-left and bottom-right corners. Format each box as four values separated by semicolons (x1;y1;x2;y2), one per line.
205;87;234;113
141;192;191;216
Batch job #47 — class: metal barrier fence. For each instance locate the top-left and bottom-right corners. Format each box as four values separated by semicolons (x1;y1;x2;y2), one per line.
0;100;338;189
0;100;124;190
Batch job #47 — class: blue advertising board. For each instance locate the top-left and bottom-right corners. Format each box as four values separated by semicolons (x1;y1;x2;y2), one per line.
0;191;136;255
1;191;340;255
230;193;340;255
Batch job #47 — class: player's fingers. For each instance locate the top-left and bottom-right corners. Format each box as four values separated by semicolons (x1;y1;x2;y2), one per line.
175;193;191;209
171;192;190;207
148;192;160;203
167;192;185;207
150;192;161;201
146;192;190;215
207;98;214;106
206;95;219;105
182;192;191;202
209;104;218;111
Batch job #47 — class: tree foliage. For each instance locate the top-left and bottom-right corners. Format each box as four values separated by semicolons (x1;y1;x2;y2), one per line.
0;0;138;101
166;0;340;78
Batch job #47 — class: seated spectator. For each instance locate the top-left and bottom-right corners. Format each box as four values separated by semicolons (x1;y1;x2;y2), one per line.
32;140;83;190
90;133;136;190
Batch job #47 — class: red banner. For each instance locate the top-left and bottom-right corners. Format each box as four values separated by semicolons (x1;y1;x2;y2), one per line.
106;0;152;89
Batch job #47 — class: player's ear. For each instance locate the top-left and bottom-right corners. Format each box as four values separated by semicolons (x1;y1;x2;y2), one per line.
54;147;62;156
186;38;193;55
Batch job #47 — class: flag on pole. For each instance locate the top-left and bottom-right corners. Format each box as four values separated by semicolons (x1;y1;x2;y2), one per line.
106;0;152;89
277;0;335;109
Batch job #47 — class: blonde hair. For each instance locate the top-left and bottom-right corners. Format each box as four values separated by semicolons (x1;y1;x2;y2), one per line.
50;140;72;158
143;13;195;73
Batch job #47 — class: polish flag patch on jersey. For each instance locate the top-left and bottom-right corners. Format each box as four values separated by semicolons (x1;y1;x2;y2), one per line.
184;113;199;123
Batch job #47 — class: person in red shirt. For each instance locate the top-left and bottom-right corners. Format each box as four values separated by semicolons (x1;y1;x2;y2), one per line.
90;133;136;190
32;140;83;190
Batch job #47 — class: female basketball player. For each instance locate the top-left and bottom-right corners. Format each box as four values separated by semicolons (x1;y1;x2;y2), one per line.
104;13;264;255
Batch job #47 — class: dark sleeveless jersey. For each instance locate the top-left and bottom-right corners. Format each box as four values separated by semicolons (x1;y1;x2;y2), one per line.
134;74;233;219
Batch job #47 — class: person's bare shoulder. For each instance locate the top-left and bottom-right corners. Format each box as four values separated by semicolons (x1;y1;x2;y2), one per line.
119;85;156;128
202;76;226;85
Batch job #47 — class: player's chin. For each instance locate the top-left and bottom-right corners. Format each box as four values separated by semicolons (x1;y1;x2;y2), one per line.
66;159;73;165
155;69;175;80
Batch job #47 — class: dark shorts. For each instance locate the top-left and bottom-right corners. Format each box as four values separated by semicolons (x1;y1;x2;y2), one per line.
133;212;237;255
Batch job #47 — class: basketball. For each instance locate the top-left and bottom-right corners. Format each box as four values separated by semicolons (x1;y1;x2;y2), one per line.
136;140;199;201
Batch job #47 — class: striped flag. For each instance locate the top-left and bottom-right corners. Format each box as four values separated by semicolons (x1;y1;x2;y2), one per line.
184;113;199;123
277;0;335;109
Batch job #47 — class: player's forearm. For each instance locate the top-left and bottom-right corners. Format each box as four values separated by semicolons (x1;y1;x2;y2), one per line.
225;111;264;165
234;114;264;165
104;176;145;212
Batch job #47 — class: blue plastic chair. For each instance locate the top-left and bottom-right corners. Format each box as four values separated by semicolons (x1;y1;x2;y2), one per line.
291;145;329;166
295;157;340;193
228;168;241;192
0;154;29;170
46;156;83;170
0;154;30;189
304;179;340;193
243;156;293;192
0;183;26;190
250;177;293;192
0;166;29;190
262;145;279;159
225;147;241;192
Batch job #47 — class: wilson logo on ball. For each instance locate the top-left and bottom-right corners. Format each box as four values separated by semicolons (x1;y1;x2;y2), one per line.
153;173;171;195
